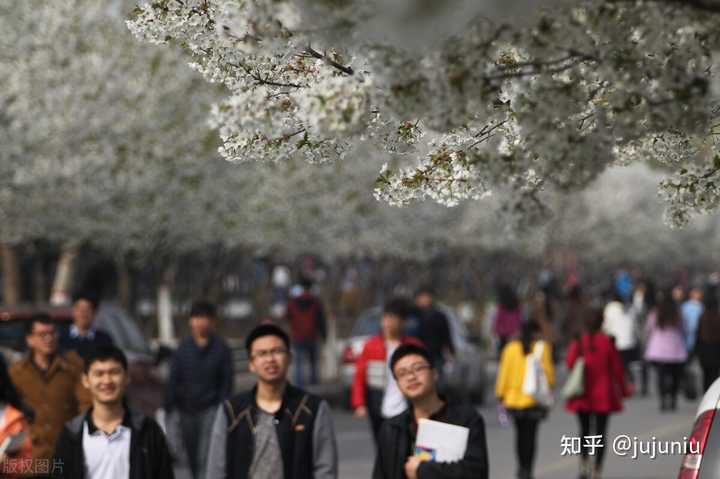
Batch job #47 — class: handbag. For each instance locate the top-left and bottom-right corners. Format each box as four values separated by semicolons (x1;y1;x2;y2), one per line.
562;337;585;399
522;341;554;407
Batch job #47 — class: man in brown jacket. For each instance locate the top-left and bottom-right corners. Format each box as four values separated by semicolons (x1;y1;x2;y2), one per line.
9;314;91;463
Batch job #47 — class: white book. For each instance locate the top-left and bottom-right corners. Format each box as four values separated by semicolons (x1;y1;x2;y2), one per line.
415;419;469;462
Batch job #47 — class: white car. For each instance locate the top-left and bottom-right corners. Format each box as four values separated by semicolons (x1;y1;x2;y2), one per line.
338;304;488;406
678;377;720;478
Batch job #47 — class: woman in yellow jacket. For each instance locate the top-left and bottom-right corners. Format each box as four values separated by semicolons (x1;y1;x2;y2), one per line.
495;321;555;479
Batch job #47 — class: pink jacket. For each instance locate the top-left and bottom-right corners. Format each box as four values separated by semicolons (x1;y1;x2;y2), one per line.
643;311;688;363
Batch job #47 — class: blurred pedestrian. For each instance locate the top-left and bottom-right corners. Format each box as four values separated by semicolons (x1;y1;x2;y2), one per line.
496;321;554;479
602;291;639;386
633;279;656;396
644;290;688;412
695;293;720;392
414;286;455;388
493;284;522;358
54;346;174;479
352;298;424;442
681;286;704;400
373;344;489;479
165;300;233;479
286;275;327;387
205;324;338;479
0;355;32;478
563;285;588;350
614;269;634;304
681;287;704;355
528;291;556;352
566;308;631;479
60;292;114;361
9;314;90;463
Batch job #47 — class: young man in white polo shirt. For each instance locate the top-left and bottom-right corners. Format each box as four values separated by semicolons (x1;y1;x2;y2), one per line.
53;346;174;479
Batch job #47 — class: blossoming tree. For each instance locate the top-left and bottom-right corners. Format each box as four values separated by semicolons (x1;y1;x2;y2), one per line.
128;0;720;227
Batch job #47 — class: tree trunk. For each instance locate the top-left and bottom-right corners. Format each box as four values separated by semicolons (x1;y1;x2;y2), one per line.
0;243;22;305
50;243;80;305
33;256;48;304
157;266;176;344
117;257;133;311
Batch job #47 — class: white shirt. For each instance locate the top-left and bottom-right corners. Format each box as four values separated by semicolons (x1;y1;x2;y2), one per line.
83;417;131;479
380;342;407;418
602;301;638;351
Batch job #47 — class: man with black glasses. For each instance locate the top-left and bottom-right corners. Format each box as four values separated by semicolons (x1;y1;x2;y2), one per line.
373;344;488;479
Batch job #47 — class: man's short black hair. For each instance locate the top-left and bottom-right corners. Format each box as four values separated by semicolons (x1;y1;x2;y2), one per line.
84;345;128;373
245;323;290;354
25;313;54;337
390;344;434;376
189;300;217;319
72;291;99;310
383;297;410;320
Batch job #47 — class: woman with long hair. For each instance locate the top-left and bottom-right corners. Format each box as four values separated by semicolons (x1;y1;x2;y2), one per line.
644;289;688;412
566;308;630;479
496;321;555;479
696;291;720;392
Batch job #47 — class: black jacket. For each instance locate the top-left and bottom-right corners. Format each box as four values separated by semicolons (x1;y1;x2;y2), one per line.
60;329;115;362
372;402;488;479
165;334;234;413
223;384;324;479
52;407;174;479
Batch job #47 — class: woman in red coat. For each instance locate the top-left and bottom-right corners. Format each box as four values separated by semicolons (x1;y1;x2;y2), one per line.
566;308;631;479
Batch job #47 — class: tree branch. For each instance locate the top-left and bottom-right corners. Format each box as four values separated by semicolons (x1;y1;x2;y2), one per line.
305;46;354;75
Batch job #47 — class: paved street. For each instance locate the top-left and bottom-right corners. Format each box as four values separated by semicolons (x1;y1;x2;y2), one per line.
334;392;699;479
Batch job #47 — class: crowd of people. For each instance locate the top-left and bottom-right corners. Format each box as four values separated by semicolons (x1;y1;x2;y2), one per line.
0;284;488;479
0;267;718;479
491;271;720;479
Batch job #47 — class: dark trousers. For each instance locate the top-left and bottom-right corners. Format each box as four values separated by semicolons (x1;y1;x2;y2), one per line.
639;357;650;395
652;362;683;410
697;343;720;392
293;340;319;387
577;412;609;467
512;415;539;476
619;348;638;384
180;408;215;479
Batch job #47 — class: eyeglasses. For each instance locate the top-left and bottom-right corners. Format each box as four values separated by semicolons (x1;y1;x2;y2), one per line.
395;363;431;381
33;331;56;340
251;347;288;360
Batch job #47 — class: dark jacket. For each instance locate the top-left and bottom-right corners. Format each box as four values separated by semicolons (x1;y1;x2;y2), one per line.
60;328;115;362
418;307;455;359
209;384;337;479
372;402;488;479
52;407;174;479
165;334;233;413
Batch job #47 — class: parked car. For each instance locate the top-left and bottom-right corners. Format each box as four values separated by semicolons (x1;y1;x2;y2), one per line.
0;303;168;416
678;377;720;479
338;304;488;405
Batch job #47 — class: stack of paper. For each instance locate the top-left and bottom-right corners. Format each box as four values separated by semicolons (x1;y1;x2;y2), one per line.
414;419;469;462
